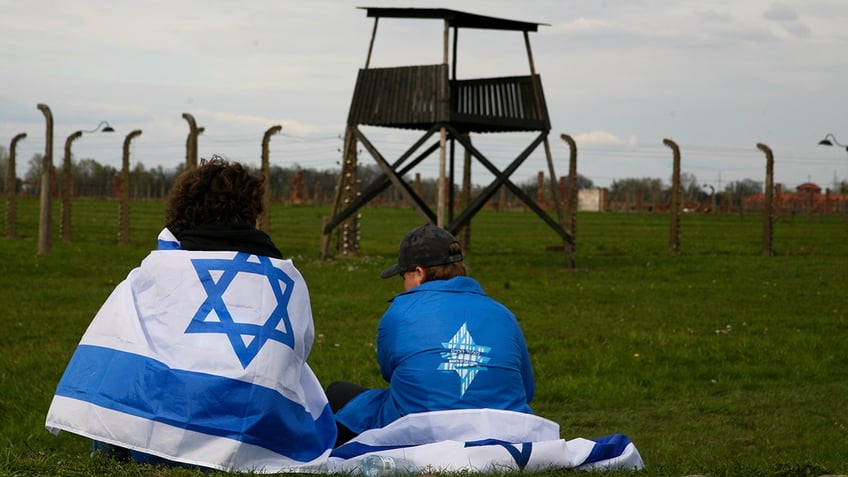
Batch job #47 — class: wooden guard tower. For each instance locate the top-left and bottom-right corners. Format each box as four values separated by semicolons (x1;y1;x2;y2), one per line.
321;7;574;262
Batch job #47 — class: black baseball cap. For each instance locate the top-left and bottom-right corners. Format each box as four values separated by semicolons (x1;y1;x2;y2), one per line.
380;224;463;279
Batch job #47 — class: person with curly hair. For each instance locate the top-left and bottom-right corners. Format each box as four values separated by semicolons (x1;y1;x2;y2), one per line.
163;156;280;257
47;156;336;472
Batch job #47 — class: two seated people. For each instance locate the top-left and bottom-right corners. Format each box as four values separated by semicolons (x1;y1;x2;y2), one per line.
45;158;642;473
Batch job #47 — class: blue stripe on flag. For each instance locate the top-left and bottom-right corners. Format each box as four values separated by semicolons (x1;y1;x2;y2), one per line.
331;438;535;470
55;345;335;461
330;441;409;459
465;439;532;469
157;239;181;250
586;434;632;464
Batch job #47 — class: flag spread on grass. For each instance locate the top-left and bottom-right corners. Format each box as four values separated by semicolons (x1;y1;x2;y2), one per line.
45;229;336;473
328;409;644;473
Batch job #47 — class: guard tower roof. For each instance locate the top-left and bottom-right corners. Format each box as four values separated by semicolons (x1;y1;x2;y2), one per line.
358;7;548;31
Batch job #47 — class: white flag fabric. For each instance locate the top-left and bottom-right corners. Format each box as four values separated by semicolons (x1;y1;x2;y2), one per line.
327;409;644;473
46;234;336;473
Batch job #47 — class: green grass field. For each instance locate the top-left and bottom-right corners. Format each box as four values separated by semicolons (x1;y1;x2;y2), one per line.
1;198;846;477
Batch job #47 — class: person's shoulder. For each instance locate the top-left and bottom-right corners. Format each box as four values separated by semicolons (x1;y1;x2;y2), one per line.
415;276;477;289
446;276;486;294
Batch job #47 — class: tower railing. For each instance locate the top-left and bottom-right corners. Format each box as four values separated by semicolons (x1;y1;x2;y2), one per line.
347;64;549;133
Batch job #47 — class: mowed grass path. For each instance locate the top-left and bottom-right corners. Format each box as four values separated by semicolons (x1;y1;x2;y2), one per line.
1;198;846;477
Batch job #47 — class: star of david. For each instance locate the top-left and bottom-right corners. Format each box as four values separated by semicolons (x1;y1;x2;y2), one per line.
438;322;491;396
185;252;295;368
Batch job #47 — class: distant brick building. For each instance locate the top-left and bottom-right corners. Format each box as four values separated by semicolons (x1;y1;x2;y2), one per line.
746;183;847;214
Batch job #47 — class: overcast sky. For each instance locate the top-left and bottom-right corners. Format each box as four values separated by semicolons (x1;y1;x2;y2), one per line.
1;0;846;190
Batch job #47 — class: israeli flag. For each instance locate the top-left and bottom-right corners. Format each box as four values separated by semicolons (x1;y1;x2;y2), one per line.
328;409;643;473
46;230;336;473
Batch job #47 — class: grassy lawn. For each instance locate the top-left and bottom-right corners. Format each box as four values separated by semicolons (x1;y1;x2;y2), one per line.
1;198;846;477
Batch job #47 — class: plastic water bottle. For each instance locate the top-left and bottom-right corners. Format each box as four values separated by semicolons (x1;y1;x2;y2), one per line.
360;454;419;477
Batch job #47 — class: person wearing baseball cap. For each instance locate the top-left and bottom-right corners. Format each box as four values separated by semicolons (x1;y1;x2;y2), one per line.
378;222;467;288
327;223;536;446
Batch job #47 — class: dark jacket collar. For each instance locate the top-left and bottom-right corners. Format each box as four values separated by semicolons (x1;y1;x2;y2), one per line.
178;223;283;259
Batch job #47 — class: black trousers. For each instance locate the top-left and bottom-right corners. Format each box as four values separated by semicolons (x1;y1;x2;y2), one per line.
325;381;369;447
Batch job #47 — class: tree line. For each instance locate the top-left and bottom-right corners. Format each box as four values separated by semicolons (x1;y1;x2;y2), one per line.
606;173;767;211
1;146;820;209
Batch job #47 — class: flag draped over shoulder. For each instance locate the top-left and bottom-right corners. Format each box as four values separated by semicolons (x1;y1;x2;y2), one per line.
327;409;644;473
46;230;337;473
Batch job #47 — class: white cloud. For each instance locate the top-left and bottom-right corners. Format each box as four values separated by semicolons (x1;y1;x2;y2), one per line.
202;111;318;137
574;131;639;147
560;17;613;33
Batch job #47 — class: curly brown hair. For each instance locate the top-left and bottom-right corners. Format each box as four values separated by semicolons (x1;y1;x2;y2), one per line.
165;156;264;237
